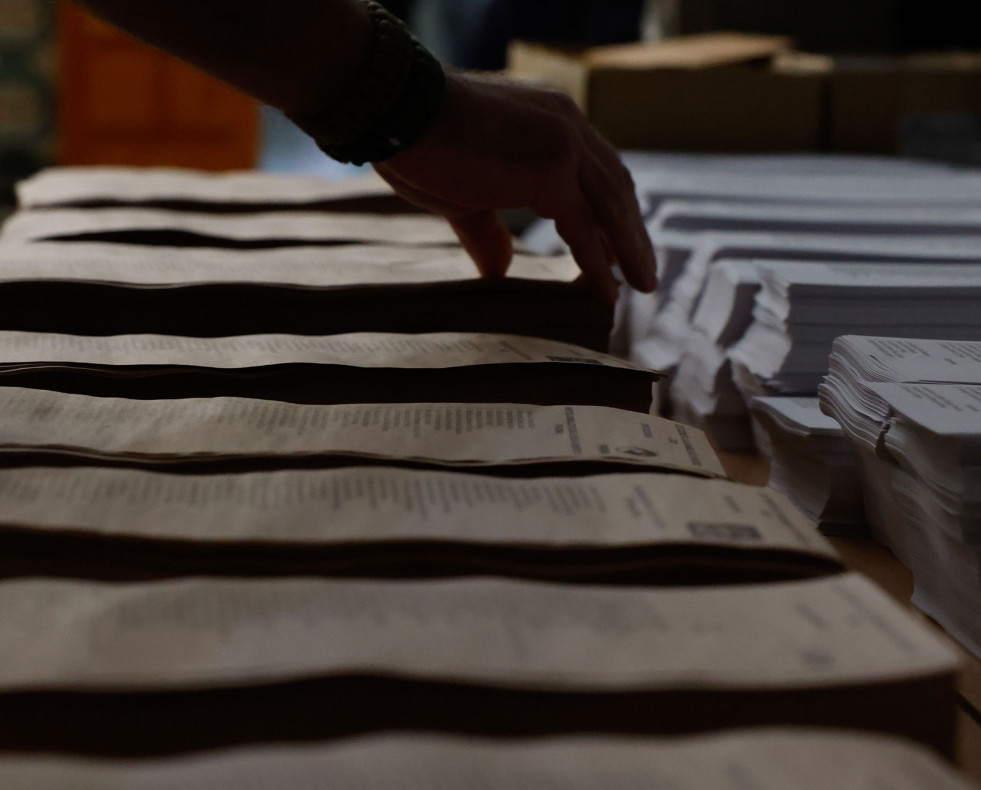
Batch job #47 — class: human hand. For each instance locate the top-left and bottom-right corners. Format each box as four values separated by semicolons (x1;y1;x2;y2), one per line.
375;70;657;303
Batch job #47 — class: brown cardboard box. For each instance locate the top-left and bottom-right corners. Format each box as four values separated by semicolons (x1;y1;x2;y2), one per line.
829;54;981;157
507;33;824;152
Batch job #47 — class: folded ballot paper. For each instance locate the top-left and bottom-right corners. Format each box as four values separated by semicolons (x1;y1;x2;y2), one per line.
0;388;725;477
15;166;408;213
729;261;981;398
0;729;974;790
0;465;839;582
750;396;865;535
820;337;981;657
0;331;658;413
0;573;959;755
0;243;613;349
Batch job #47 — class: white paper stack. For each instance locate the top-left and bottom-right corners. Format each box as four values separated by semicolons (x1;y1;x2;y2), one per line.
637;165;981;214
650;199;981;239
820;336;981;657
729;262;981;402
519;151;958;255
633;230;981;381
750;396;865;535
668;259;764;445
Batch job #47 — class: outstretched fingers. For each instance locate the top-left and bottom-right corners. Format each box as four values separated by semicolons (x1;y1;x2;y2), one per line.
448;210;513;278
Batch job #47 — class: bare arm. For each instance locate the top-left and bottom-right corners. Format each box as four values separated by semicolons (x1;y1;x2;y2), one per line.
73;0;656;300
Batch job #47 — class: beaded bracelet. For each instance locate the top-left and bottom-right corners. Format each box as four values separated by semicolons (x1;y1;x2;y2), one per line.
287;1;446;166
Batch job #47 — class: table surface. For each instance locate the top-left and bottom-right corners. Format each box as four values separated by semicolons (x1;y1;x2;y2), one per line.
715;450;981;783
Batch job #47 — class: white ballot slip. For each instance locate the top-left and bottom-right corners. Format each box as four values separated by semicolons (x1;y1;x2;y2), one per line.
0;728;973;790
0;465;838;582
15;167;396;209
0;573;960;755
0;388;725;477
0;207;460;247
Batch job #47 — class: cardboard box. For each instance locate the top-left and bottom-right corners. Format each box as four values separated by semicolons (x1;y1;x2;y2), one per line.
507;33;824;152
829;53;981;158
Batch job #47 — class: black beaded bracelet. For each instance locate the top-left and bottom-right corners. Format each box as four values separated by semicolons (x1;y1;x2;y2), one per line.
287;1;446;166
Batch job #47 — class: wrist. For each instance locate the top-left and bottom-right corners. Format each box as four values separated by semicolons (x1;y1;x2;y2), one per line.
286;1;446;166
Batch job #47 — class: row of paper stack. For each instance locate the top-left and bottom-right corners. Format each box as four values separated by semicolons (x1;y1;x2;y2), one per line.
522;151;981;452
814;335;981;664
0;164;974;787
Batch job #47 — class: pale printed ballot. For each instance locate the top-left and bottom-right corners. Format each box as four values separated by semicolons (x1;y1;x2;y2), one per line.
0;388;724;475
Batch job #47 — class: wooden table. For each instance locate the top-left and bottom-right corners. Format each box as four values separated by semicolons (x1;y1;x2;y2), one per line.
716;450;981;782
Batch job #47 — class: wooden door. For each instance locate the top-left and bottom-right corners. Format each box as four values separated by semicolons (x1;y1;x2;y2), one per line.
58;1;258;169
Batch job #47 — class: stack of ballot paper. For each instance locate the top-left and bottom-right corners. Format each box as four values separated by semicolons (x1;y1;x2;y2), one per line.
820;336;981;657
666;257;981;448
0;243;614;349
750;396;865;535
0;573;959;754
0;206;461;249
630;229;981;388
0;387;726;477
0;331;658;412
14;166;412;214
0;465;841;583
650;199;981;240
635;164;981;214
729;262;981;399
0;165;970;778
0;728;976;790
668;258;763;447
520;151;965;256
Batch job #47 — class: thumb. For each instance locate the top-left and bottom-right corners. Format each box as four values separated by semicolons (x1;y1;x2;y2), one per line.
449;210;513;278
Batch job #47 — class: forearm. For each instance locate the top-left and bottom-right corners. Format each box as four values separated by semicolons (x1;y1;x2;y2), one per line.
73;0;373;115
